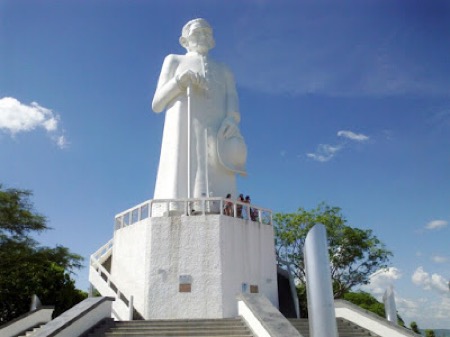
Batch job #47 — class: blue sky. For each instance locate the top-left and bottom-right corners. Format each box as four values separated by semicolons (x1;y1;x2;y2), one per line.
1;0;449;329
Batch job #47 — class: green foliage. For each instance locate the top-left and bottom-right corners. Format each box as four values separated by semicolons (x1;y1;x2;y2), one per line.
410;321;420;334
343;292;385;317
0;185;48;238
425;330;436;337
274;203;392;298
295;284;308;318
0;185;87;323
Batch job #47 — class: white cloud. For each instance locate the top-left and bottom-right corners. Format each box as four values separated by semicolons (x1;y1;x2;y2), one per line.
400;296;450;330
396;296;420;312
425;220;448;230
358;267;450;328
357;267;450;329
435;297;450;325
412;267;448;295
361;267;402;296
395;296;422;327
0;97;67;148
359;268;416;324
307;129;370;162
431;255;448;264
337;130;369;142
412;267;428;287
55;135;68;149
307;144;342;162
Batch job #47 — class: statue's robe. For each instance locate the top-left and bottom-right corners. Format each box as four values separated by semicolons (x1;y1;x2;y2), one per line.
152;52;243;202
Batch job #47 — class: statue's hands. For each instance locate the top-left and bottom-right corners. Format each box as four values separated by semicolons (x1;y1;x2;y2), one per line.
176;70;206;91
219;117;239;140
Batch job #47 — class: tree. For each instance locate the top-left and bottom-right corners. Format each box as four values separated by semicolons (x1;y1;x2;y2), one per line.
0;185;86;323
0;186;48;237
343;292;385;317
425;330;436;337
410;321;420;334
274;203;392;298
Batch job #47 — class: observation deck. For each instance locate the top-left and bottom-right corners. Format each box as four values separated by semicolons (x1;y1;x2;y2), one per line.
114;197;273;231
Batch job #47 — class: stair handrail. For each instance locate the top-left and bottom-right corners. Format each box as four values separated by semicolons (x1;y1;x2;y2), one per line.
90;240;135;320
92;238;114;265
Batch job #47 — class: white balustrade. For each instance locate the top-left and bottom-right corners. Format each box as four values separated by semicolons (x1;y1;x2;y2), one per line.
114;197;272;231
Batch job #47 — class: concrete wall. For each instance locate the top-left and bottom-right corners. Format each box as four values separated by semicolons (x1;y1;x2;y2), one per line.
110;214;278;319
145;215;223;318
0;308;54;337
221;217;278;317
237;294;301;337
111;220;149;317
32;297;113;337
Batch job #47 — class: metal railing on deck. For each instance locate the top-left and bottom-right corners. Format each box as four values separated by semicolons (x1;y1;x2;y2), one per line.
114;197;272;231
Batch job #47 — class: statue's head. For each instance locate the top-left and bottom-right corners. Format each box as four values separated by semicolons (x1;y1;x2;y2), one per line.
179;18;215;54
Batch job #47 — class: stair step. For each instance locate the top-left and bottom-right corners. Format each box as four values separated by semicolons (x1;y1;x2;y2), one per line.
288;318;378;337
97;318;254;337
116;321;242;327
110;326;249;328
105;330;251;335
115;319;241;325
108;328;248;333
105;333;254;337
17;323;46;337
113;324;247;329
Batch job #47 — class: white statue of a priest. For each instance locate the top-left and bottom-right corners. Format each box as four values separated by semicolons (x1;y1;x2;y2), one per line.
152;18;247;203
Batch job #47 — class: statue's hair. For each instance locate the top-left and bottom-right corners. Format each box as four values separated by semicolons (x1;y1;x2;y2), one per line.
181;18;212;38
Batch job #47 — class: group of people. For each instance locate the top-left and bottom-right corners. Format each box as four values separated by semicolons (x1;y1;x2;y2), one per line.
223;193;258;221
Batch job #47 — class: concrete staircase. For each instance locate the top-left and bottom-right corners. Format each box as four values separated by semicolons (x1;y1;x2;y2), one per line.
17;324;46;337
85;318;254;337
288;318;379;337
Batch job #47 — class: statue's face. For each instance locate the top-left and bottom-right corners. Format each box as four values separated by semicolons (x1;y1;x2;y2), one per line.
186;27;215;54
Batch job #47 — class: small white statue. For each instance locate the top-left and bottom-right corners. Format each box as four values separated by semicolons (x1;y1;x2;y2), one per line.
152;18;246;203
